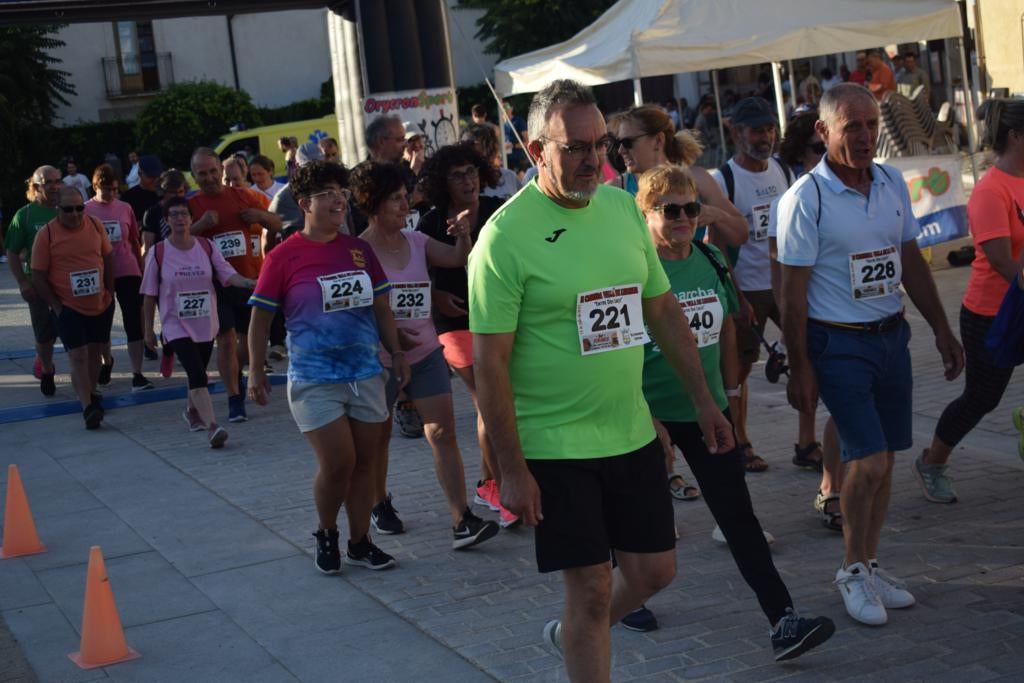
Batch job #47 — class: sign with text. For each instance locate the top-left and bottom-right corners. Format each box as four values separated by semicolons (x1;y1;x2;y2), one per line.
879;155;968;248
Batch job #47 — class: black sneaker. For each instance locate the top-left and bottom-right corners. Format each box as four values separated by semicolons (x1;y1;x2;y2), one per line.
90;392;104;418
394;400;424;438
40;372;56;397
370;494;405;535
83;404;102;430
345;535;396;570
143;345;158;361
452;508;499;550
770;608;835;661
312;528;341;574
228;393;248;423
620;604;659;632
98;358;113;385
131;373;154;392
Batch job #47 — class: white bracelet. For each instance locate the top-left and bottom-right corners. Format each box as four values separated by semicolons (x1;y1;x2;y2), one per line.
725;387;742;398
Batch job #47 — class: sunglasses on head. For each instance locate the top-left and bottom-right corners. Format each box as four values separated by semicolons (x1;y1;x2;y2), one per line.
808;141;826;155
653;201;702;220
60;205;85;213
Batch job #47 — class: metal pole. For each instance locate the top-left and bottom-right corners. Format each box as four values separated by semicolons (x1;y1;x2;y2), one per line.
787;59;797;105
957;36;979;182
633;78;643;106
438;0;461;141
772;62;787;137
712;70;727;165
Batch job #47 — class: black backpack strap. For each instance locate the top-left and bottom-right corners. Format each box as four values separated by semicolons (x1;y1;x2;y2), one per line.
807;173;823;227
775;156;795;188
718;162;735;204
692;240;731;288
155;240;165;289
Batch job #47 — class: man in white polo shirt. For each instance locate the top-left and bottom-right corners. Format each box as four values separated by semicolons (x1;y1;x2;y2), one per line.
776;83;963;626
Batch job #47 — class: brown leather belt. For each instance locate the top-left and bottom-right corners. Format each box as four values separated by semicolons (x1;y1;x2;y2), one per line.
809;312;904;334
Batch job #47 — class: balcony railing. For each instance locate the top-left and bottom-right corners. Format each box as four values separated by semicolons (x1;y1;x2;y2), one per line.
102;53;174;98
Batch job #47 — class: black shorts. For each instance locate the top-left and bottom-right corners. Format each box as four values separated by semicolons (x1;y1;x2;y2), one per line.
28;296;58;344
527;439;675;573
58;301;115;351
215;283;252;336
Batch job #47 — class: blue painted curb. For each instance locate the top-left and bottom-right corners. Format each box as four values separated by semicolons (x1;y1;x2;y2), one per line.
0;338;129;361
0;373;288;425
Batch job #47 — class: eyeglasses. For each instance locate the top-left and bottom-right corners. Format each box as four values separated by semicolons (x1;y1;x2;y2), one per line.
807;141;827;155
167;209;191;218
615;133;654;151
541;135;615;159
60;205;85;214
446;169;479;184
652;201;702;220
308;189;348;202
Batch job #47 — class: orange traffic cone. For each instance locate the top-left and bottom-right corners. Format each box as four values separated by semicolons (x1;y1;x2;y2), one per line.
1;464;46;558
68;546;141;669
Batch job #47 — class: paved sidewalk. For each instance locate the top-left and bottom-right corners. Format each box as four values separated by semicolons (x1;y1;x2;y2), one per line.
1;262;1022;682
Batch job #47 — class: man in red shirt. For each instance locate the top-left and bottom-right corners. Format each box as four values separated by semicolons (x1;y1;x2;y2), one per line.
189;147;282;423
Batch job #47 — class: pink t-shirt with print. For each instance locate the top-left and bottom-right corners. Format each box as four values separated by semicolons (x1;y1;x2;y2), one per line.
378;230;441;367
84;198;142;279
140;238;238;343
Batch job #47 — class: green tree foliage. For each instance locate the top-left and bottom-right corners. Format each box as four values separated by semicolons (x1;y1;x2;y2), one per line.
0;25;76;223
135;81;263;168
456;0;616;60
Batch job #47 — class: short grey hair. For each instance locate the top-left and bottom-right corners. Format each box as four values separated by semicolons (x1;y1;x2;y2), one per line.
818;83;877;127
32;165;58;184
527;79;597;142
190;146;221;170
365;115;401;150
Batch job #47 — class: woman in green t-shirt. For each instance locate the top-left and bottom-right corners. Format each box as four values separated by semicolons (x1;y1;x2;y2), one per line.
635;165;835;661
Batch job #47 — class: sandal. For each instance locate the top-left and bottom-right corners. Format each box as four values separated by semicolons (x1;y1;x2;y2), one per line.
792;442;824;472
814;490;843;532
739;442;769;472
668;473;700;501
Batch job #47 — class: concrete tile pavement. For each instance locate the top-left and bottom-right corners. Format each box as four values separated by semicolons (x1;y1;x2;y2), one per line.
1;262;1022;681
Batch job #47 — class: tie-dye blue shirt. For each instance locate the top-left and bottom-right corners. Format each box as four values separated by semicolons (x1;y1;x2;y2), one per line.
249;231;390;383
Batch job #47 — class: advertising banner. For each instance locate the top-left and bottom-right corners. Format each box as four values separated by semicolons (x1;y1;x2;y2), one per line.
879;155;969;248
363;87;459;157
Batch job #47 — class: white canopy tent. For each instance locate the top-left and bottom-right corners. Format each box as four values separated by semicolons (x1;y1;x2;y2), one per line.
494;0;974;157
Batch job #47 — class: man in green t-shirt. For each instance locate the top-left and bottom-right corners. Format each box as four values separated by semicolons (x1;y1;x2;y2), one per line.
5;165;62;395
469;79;733;682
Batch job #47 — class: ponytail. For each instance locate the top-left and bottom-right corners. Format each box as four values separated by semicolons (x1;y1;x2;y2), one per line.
979;97;1024;154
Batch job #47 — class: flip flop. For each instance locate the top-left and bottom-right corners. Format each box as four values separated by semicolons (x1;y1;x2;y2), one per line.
668;474;700;500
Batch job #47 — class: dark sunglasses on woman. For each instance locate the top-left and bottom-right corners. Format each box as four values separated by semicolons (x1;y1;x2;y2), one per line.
653;201;702;220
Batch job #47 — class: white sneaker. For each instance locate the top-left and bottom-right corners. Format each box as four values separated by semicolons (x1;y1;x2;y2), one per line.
870;561;915;609
711;525;775;545
835;562;887;625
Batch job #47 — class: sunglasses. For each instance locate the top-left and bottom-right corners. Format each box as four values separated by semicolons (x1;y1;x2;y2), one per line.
60;205;85;213
653;201;702;220
807;141;827;155
615;133;653;151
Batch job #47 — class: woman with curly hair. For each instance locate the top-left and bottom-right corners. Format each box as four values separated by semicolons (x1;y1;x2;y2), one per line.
417;143;519;527
460;123;520;199
351;160;501;550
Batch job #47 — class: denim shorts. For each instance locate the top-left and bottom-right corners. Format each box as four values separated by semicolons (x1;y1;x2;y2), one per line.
807;319;913;462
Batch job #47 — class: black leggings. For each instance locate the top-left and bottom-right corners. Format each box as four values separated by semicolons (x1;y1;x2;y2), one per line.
663;414;792;625
114;276;143;342
935;306;1016;448
167;338;214;389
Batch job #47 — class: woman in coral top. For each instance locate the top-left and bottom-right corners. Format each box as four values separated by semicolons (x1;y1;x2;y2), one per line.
916;98;1024;502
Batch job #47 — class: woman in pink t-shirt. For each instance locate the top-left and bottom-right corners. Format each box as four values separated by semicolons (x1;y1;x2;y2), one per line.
140;196;254;448
351;161;499;550
85;164;151;390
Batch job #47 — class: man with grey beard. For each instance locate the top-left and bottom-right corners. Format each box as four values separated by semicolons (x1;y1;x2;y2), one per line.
712;97;826;475
470;79;732;682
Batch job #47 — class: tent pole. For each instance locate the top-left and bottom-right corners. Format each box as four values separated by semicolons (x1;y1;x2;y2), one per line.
787;60;798;104
712;70;727;166
633;78;643;106
957;36;979;183
771;62;787;136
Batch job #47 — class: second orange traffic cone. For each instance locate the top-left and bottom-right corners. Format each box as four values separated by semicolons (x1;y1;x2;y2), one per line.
68;546;141;669
1;464;46;558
